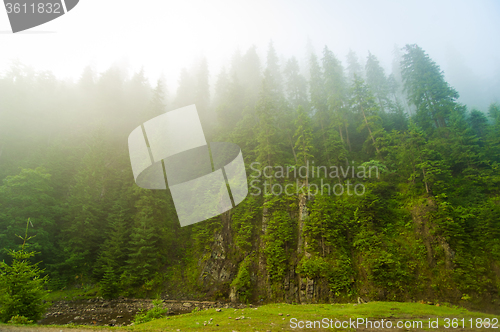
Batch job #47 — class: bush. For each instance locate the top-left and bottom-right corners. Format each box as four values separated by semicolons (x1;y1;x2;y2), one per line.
7;315;33;324
133;299;168;324
297;256;329;279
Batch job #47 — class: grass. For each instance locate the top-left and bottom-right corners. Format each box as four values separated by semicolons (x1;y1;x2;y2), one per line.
1;302;499;331
125;302;499;331
45;285;99;302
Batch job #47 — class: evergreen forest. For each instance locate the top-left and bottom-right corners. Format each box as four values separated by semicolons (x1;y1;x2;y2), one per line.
1;43;499;311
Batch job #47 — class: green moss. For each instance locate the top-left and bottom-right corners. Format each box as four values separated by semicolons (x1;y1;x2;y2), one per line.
231;256;254;303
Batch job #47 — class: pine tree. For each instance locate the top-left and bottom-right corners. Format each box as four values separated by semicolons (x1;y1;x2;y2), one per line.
123;189;167;287
61;129;110;279
238;46;262;108
255;42;286;180
468;109;488;142
0;168;56;265
446;106;481;173
0;219;50;323
365;52;390;113
346;49;363;85
349;76;383;155
146;78;167;119
391;44;412;115
309;53;333;164
79;66;95;92
174;68;195;109
385;74;408;131
214;67;245;129
401;44;459;135
487;103;500;162
95;188;134;280
195;57;210;113
283;57;308;110
127;67;151;114
322;46;348;147
294;106;314;186
100;265;120;299
195;57;214;136
282;56;308;164
214;66;230;108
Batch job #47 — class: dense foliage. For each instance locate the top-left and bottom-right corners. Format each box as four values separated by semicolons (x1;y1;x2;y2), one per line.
0;43;499;309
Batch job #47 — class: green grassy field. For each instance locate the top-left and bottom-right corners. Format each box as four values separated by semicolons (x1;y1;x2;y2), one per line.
126;302;499;331
2;302;499;331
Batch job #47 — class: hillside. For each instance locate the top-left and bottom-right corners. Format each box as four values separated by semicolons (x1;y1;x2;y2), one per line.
0;43;499;313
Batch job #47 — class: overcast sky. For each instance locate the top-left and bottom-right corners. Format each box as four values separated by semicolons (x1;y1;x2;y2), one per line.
1;0;499;110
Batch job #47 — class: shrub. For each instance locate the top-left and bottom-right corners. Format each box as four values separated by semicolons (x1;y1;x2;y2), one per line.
133;299;168;324
297;256;329;279
7;315;33;324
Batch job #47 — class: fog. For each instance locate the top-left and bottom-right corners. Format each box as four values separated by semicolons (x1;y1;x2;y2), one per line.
1;0;499;110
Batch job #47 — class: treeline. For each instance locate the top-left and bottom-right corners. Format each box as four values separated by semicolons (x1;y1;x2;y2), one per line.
0;43;499;307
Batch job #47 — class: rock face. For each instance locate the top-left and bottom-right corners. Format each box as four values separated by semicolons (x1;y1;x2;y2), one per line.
197;211;238;299
166;196;499;312
195;195;337;304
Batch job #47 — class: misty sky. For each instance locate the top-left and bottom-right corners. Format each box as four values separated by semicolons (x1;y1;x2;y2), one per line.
1;0;499;110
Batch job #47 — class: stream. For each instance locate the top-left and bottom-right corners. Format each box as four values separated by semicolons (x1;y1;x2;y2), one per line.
39;298;231;327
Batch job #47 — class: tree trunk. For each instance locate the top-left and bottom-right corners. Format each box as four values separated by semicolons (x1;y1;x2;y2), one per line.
288;132;298;165
345;122;352;151
361;107;380;154
319;120;331;164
